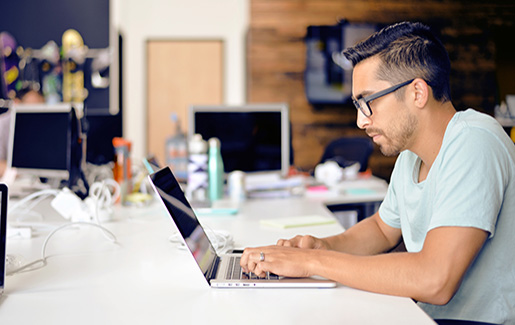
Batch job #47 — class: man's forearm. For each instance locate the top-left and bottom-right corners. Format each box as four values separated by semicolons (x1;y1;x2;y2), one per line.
322;213;401;255
310;226;488;305
308;249;439;302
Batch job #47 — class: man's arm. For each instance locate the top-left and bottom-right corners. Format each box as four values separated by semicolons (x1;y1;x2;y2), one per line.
314;226;487;304
277;212;402;255
241;222;487;305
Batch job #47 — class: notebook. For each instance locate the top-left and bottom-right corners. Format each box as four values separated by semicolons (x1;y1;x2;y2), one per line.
0;183;7;296
148;167;336;288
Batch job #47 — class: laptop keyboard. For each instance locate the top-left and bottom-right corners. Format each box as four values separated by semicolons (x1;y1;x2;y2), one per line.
226;256;279;280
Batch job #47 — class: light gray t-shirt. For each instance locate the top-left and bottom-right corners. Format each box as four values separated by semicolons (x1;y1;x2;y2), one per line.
379;109;515;324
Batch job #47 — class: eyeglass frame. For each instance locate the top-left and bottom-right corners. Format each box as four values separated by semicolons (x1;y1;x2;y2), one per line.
352;78;415;117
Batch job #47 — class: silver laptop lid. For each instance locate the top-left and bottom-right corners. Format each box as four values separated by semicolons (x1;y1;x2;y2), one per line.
148;167;218;281
0;183;7;294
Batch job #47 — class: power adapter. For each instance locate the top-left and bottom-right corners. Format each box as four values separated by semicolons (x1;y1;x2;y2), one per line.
50;186;115;223
50;187;92;222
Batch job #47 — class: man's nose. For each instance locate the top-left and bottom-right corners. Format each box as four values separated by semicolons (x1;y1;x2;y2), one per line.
356;110;371;129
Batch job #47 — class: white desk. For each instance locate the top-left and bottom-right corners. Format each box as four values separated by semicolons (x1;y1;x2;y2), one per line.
1;195;434;324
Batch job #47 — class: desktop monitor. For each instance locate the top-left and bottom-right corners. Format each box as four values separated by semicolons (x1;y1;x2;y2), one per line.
188;104;291;177
7;104;75;180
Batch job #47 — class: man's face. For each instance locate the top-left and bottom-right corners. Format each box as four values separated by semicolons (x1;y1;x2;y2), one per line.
352;57;417;157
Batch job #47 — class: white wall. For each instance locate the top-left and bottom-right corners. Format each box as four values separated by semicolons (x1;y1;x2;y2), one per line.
115;0;249;160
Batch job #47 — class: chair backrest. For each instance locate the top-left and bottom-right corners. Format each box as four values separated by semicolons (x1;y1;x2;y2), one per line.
319;137;374;172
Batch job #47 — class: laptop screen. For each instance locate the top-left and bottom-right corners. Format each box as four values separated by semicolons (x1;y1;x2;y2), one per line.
149;167;217;277
0;183;7;292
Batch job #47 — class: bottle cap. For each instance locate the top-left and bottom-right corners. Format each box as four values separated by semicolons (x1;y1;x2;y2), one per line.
189;134;207;153
208;137;220;148
112;137;131;150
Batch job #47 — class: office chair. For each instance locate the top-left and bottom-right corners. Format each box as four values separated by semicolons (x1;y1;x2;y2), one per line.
319;137;374;173
320;137;376;229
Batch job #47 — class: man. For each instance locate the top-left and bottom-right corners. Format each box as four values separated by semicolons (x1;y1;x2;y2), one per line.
240;22;515;324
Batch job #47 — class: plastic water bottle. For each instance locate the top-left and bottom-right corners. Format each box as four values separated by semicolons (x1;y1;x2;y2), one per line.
228;170;246;203
208;137;224;202
186;134;208;202
165;113;188;181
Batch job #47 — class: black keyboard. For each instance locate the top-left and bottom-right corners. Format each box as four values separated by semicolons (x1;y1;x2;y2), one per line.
226;256;279;280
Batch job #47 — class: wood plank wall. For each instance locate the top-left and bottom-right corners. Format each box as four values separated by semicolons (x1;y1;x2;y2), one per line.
247;0;515;181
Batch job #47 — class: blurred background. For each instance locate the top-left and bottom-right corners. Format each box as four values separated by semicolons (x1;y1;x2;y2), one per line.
1;0;514;181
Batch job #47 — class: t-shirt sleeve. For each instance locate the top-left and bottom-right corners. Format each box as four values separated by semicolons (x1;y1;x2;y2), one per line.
429;127;506;237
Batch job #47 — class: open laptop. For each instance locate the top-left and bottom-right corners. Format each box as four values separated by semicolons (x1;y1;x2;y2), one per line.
0;183;7;296
148;166;336;288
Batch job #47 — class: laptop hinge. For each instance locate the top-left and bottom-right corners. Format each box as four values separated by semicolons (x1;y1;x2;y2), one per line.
207;256;220;282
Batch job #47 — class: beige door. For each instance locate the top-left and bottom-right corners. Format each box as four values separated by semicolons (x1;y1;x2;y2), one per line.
146;40;223;165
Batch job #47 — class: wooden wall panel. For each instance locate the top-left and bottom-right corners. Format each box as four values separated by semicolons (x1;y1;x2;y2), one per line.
147;40;223;165
247;0;515;180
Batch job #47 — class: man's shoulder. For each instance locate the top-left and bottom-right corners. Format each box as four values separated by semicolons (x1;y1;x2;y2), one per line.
452;109;502;134
448;109;512;149
439;109;515;174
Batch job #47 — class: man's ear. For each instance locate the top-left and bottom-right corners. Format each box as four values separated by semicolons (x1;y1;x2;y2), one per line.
412;78;429;108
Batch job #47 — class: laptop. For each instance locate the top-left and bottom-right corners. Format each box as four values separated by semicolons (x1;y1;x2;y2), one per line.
148;167;336;288
0;183;7;296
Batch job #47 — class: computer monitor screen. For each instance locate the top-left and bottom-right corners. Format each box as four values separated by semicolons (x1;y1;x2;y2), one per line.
8;104;73;179
188;104;290;177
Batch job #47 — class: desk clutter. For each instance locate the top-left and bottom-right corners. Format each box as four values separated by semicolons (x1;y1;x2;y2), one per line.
2;120;387;287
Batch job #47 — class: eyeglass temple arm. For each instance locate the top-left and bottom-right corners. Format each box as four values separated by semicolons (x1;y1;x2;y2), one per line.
363;79;415;102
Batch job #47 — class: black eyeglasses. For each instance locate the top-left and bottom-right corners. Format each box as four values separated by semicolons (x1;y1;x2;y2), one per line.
352;79;415;117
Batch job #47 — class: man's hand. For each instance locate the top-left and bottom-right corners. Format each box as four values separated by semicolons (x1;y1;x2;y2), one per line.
240;245;316;278
276;235;329;250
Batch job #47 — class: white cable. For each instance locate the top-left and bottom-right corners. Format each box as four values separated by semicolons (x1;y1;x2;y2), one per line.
8;189;61;214
6;184;120;276
8;189;61;228
87;180;121;240
89;179;120;209
6;222;118;276
22;193;53;212
155;186;234;253
169;228;233;254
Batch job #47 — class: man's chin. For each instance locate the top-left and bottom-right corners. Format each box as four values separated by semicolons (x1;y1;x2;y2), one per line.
379;145;401;157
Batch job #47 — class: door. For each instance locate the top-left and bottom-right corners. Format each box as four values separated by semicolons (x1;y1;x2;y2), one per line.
147;40;223;165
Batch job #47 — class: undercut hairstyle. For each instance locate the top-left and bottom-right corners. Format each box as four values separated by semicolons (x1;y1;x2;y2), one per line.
343;21;452;102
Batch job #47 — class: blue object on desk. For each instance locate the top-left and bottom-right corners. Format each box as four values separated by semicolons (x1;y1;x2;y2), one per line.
346;188;377;195
194;208;239;216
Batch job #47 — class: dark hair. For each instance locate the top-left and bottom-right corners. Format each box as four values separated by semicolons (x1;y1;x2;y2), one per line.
342;21;451;102
15;85;43;100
